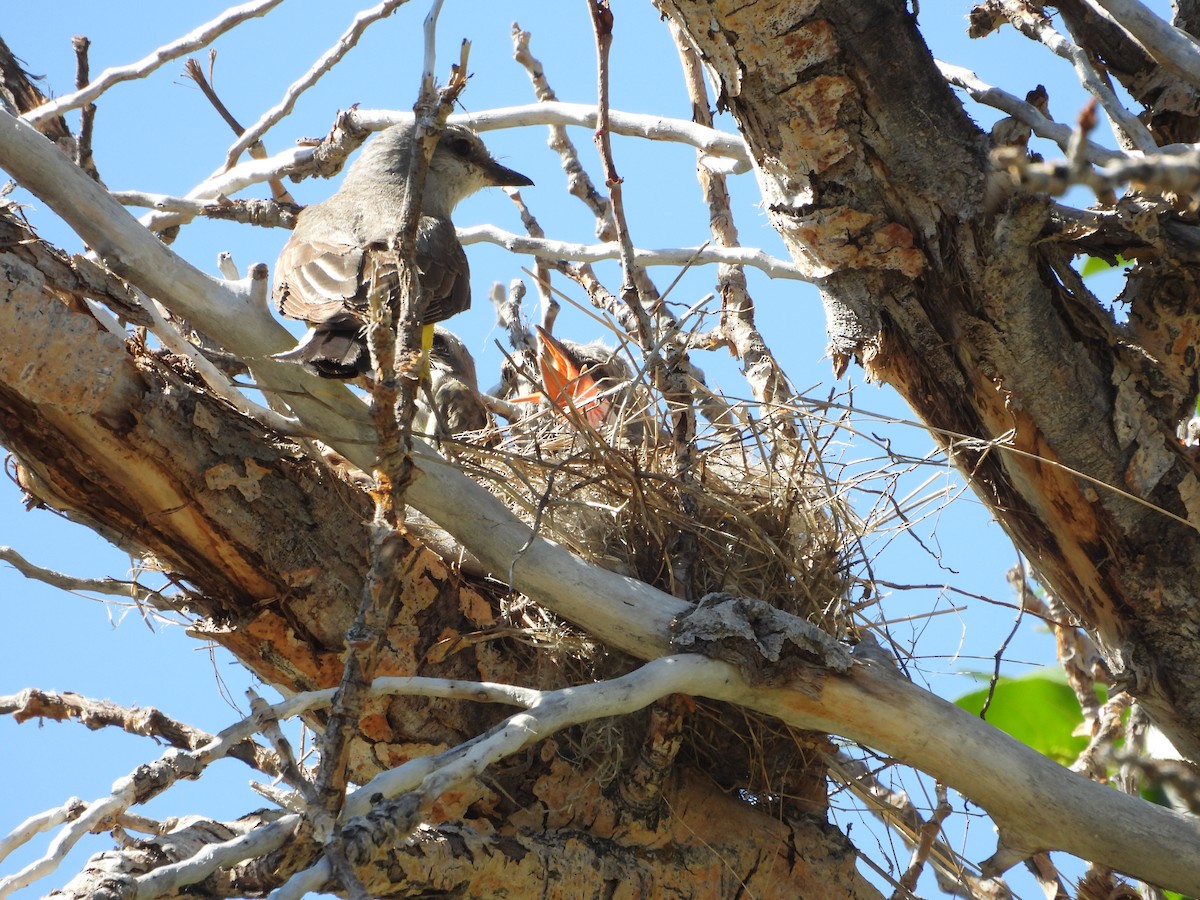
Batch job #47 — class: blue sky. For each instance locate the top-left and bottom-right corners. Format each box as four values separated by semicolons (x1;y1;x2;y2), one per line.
0;2;1156;896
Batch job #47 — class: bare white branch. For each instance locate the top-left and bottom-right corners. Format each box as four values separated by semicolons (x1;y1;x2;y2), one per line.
997;144;1200;196
1026;12;1156;150
111;189;801;281
937;61;1122;164
342;655;721;819
217;251;241;280
221;0;412;170
137;145;312;233
1089;0;1200;89
275;656;729;899
0;791;130;897
111;191;208;214
344;104;752;169
269;853;328;899
0;546;168;606
134;817;297;898
22;0;286;127
421;0;446;87
0;800;86;868
450;103;752;172
141;102;750;234
459;225;808;281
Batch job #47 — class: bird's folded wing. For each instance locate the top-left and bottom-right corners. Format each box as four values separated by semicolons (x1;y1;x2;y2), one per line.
274;217;470;326
273;238;367;324
414;216;470;324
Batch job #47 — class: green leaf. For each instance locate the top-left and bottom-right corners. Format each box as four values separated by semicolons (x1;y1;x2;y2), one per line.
1080;255;1128;278
954;672;1088;764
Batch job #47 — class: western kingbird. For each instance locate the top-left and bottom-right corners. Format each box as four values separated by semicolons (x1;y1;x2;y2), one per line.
415;326;490;436
272;122;533;378
507;327;648;444
533;326;612;429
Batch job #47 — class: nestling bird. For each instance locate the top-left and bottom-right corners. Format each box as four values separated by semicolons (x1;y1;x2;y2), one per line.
272;122;533;378
505;326;650;445
533;326;614;430
414;326;491;437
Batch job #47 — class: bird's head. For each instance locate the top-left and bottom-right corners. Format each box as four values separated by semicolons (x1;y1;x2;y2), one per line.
428;325;480;387
349;121;532;217
432;123;534;203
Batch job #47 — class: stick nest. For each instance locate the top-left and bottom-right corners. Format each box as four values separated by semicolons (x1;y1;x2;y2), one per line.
448;391;858;683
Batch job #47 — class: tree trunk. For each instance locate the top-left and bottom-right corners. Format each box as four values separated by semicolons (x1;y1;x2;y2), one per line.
661;0;1200;760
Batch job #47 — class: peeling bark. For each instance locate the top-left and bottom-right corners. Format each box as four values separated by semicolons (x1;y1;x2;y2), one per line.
662;0;1200;761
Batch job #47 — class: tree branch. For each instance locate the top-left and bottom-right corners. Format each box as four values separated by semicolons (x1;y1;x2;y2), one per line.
220;0;412;171
997;0;1155;150
22;0;286;127
1089;0;1200;87
938;61;1122;163
138;102;751;234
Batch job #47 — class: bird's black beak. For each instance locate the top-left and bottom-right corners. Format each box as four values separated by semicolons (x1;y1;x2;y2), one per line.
485;159;534;188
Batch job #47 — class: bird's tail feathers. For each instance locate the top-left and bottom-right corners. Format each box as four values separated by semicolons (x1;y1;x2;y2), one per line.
272;325;369;379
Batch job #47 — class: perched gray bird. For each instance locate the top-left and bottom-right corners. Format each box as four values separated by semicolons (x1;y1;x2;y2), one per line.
272;122;533;378
990;84;1049;152
414;326;491;437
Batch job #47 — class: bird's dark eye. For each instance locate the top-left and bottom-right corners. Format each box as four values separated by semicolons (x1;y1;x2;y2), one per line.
445;137;473;157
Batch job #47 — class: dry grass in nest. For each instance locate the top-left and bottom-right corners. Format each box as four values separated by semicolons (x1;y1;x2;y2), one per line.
454;401;855;640
446;391;859;715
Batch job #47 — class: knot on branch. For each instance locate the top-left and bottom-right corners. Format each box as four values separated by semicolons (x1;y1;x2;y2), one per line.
340;793;422;866
202;198;301;230
299;107;373;181
670;592;852;685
